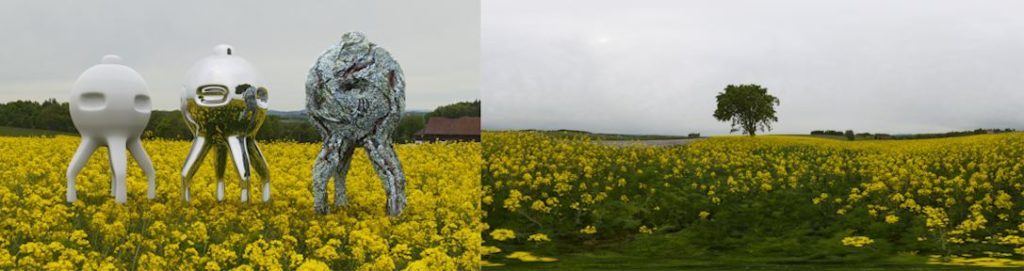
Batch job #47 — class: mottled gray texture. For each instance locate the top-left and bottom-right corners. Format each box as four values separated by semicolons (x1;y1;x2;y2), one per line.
306;32;407;216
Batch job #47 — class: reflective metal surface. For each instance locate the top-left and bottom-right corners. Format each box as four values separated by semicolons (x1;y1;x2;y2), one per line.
180;45;270;203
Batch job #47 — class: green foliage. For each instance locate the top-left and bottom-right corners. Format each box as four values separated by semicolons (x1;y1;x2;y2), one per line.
393;112;426;143
425;100;480;119
0;126;71;137
0;99;477;144
144;110;192;140
256;116;320;143
0;99;74;133
713;84;780;136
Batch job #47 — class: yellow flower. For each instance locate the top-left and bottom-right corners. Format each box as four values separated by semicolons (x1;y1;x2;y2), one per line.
0;136;481;270
505;251;557;262
297;259;331;271
528;233;551;242
885;214;900;224
579;225;597;235
842;236;875;248
490;229;516;241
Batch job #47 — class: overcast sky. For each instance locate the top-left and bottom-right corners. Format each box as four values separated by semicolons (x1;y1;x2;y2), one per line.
482;0;1024;135
0;0;478;111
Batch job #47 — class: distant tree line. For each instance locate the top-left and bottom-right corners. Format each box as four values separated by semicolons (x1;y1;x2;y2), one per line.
811;128;1016;140
810;130;848;136
393;112;426;143
425;100;480;119
0;99;481;143
0;99;75;133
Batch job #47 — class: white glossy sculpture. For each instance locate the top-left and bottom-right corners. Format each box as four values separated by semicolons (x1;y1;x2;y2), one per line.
66;55;156;203
180;45;271;203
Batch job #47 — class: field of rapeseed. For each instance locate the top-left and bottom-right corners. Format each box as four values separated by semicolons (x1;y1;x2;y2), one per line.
0;136;482;270
482;132;1024;267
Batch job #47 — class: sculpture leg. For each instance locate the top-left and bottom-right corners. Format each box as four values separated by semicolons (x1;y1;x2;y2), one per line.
226;136;251;202
181;136;211;202
313;140;342;214
245;137;271;202
128;138;156;200
214;146;227;202
110;162;116;197
66;137;98;203
363;137;407;216
107;136;128;203
334;146;355;207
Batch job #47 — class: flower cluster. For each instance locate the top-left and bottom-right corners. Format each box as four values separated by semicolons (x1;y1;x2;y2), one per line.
0;136;482;270
842;236;875;248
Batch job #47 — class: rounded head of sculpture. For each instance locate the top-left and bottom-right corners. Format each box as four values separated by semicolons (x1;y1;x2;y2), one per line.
181;45;269;137
70;54;151;138
306;32;406;140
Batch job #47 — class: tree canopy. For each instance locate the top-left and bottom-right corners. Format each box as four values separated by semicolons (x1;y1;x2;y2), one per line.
425;100;480;119
713;84;780;136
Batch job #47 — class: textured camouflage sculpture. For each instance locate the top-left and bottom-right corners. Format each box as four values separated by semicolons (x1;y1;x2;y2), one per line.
306;32;407;216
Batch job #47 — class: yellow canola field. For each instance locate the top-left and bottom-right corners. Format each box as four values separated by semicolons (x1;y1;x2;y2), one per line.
483;132;1024;259
0;136;482;270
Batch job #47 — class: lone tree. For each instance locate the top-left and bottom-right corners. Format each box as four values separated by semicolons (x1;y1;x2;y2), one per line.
713;84;780;136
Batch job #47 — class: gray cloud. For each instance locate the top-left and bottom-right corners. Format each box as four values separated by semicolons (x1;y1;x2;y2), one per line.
482;0;1024;135
0;0;478;111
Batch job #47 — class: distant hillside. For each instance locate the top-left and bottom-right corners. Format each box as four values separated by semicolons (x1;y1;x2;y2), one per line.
268;110;306;119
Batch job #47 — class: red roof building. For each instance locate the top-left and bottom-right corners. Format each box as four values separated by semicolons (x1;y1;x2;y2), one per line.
414;117;480;142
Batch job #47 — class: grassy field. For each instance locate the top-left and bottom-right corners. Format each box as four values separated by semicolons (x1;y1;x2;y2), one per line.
0;126;72;137
489;253;1006;270
486;234;1013;270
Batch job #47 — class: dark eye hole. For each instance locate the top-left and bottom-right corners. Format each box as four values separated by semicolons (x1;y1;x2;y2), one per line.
80;92;106;110
256;87;268;103
197;85;228;103
134;94;151;112
235;84;252;95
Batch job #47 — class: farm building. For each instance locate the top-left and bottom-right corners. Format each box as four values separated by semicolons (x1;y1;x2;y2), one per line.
414;117;481;142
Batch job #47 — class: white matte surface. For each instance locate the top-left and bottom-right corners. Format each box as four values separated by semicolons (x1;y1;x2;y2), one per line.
66;55;156;203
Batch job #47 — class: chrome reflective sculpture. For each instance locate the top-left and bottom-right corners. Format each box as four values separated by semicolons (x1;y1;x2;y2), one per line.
306;32;407;216
180;44;270;203
67;55;156;203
